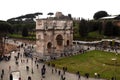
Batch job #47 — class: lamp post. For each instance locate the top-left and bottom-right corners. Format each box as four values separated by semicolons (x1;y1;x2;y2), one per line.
70;44;73;55
111;58;117;80
31;28;36;74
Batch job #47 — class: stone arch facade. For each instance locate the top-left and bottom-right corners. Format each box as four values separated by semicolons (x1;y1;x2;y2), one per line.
36;18;73;59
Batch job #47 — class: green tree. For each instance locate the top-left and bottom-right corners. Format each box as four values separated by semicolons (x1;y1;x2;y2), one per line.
73;21;80;40
98;22;102;34
0;21;12;33
22;27;28;37
79;19;88;37
93;11;109;20
12;24;22;34
113;25;120;36
104;21;113;36
47;12;54;17
34;12;43;19
68;14;72;20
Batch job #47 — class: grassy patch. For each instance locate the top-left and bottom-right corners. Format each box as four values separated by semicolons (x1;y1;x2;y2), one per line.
48;50;120;79
88;31;104;39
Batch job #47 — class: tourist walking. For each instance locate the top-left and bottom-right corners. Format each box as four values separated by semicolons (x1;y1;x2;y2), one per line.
60;74;63;80
1;74;3;80
26;66;29;71
41;65;46;78
2;69;4;75
9;66;11;71
9;74;13;80
37;64;39;69
28;76;31;80
78;74;81;80
26;59;28;63
58;70;61;75
76;71;81;80
52;68;54;74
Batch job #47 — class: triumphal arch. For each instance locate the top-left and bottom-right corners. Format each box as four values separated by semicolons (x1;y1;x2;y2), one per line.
36;12;73;59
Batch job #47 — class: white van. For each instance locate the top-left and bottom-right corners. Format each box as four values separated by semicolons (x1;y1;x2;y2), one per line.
10;71;21;80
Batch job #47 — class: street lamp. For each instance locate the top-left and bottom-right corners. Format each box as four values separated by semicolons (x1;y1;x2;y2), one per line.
71;44;73;55
111;58;117;80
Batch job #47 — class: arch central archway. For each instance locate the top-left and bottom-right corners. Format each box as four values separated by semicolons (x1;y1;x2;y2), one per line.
47;42;52;53
56;34;63;46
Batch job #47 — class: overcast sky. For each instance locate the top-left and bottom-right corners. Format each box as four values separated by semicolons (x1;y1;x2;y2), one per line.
0;0;120;21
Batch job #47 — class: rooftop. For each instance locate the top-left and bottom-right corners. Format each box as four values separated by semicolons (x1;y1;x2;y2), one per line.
99;15;117;20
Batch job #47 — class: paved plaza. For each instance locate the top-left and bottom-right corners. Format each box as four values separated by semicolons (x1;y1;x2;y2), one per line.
0;39;106;80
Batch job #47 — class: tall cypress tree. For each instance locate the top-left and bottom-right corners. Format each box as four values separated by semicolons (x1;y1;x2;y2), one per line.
79;19;88;37
104;21;113;36
22;27;28;37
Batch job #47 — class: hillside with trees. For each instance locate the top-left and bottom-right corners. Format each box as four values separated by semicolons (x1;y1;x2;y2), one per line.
1;11;120;41
74;11;120;41
5;12;42;40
